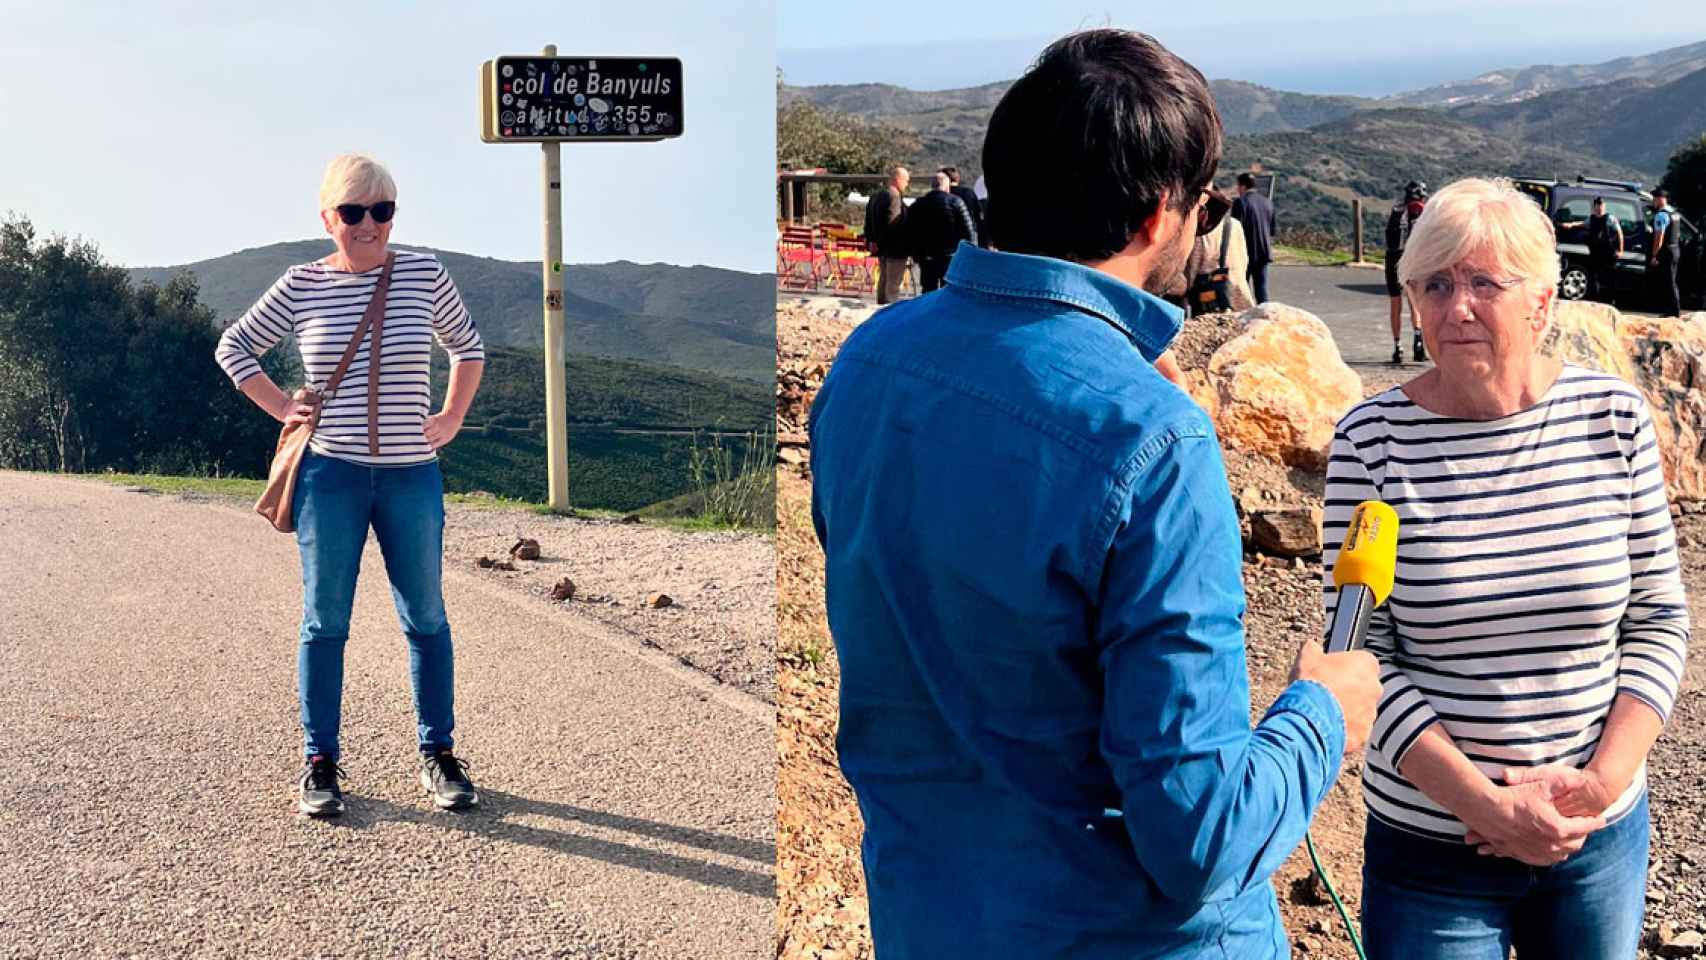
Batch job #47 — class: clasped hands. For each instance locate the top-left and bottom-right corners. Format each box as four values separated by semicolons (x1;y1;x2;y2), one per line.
1459;764;1620;866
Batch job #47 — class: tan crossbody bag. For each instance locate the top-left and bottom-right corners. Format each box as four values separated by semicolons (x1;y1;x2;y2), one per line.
255;253;394;532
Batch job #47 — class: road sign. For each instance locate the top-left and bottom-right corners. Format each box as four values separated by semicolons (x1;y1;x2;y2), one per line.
480;56;684;143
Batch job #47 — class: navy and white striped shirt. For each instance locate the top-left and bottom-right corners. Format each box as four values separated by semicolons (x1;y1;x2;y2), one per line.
215;250;484;466
1323;366;1690;841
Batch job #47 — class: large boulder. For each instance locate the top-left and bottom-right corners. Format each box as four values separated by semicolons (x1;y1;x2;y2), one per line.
1543;302;1706;501
1183;303;1363;472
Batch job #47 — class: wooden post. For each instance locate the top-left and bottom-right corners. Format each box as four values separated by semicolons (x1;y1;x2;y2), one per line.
782;177;795;224
1352;198;1364;263
540;43;570;512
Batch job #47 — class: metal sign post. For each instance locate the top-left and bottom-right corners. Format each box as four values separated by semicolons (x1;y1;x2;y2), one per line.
479;49;684;512
541;45;569;511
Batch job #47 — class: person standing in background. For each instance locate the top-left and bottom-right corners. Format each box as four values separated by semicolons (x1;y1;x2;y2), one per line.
943;166;988;248
1386;180;1428;364
906;171;976;293
864;165;911;304
1584;197;1624;303
1650;189;1683;317
1231;172;1275;304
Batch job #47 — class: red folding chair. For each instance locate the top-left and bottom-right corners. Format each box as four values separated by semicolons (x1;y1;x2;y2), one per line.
825;236;878;296
777;226;825;292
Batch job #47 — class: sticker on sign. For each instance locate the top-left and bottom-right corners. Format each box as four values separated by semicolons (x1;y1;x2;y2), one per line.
480;56;683;144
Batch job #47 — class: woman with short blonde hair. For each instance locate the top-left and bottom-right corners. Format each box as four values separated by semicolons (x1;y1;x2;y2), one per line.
1324;177;1690;957
215;153;487;817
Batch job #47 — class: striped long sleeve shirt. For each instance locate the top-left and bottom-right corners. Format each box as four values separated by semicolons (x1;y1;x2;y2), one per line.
214;250;484;467
1323;366;1690;841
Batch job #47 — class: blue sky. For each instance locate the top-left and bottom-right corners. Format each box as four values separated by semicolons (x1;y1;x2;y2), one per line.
780;1;1706;94
0;0;775;272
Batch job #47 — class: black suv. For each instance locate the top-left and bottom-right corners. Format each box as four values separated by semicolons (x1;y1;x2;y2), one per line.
1511;176;1703;310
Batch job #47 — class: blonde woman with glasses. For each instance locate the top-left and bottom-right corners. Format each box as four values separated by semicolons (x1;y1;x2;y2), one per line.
1323;177;1690;958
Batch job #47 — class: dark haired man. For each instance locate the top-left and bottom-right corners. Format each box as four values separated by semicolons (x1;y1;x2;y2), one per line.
1650;189;1683;317
942;166;988;248
1232;171;1275;303
810;29;1378;959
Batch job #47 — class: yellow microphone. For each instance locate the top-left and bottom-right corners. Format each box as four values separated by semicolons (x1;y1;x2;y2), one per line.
1325;501;1399;653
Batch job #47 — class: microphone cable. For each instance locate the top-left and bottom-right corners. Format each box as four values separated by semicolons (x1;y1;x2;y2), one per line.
1305;500;1397;959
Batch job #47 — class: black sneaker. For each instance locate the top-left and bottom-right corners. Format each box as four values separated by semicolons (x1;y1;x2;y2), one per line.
298;755;345;818
1390;343;1404;365
1413;332;1427;363
420;751;479;810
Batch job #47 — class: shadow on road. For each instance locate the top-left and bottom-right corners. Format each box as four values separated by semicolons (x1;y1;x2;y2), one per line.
323;790;776;899
1335;282;1391;296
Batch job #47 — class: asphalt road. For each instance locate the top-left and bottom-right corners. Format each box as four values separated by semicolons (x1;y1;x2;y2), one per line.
1267;263;1431;372
0;473;773;959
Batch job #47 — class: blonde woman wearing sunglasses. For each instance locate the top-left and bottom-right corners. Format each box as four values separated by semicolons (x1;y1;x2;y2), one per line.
1322;177;1689;958
214;153;487;817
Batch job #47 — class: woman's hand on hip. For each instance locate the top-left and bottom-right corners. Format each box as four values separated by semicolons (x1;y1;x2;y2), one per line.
1460;779;1606;866
424;411;464;450
282;388;319;427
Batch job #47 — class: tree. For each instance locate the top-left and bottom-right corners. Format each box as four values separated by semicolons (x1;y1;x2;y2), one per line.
1659;134;1706;225
0;217;131;472
0;215;279;478
776;100;919;175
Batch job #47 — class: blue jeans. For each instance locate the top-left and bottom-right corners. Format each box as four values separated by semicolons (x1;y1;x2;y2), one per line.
1361;794;1649;959
291;450;455;760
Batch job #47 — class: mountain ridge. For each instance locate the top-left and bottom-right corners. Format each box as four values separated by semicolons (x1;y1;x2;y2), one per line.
1385;38;1706;106
127;240;775;383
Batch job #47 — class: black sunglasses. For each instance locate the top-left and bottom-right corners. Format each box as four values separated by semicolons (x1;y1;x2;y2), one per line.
1195;188;1231;237
334;201;396;225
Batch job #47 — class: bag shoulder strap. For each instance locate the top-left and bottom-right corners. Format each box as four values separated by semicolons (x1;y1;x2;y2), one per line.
321;253;395;402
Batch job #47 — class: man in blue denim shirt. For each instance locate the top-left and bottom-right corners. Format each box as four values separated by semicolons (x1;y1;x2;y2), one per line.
810;31;1380;959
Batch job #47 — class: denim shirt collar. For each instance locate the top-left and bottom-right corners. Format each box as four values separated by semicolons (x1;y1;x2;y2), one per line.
943;243;1184;362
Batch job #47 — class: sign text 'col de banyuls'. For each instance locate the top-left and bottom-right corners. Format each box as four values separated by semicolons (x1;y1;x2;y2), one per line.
479;56;683;143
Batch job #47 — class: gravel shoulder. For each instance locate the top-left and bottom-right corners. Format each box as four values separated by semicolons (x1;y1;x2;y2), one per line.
0;472;775;960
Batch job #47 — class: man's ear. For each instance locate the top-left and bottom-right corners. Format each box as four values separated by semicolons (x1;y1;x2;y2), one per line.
1138;189;1174;249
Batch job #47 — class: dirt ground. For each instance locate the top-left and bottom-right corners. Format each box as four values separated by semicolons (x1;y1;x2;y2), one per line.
773;297;1706;958
441;507;777;703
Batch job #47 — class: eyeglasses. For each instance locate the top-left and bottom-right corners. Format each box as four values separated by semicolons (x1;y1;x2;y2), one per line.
333;201;397;225
1195;188;1230;237
1410;271;1527;305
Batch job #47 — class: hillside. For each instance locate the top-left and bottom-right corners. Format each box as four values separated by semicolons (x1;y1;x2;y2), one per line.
783;69;1655;241
1224;108;1655;239
779;79;1372;180
128;241;775;383
1209;80;1373;135
430;345;769;509
445;346;769;432
1450;65;1706;175
1386;38;1706;107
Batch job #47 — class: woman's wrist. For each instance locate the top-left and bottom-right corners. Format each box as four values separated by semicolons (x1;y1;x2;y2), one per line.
1450;775;1509;828
1585;757;1636;797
